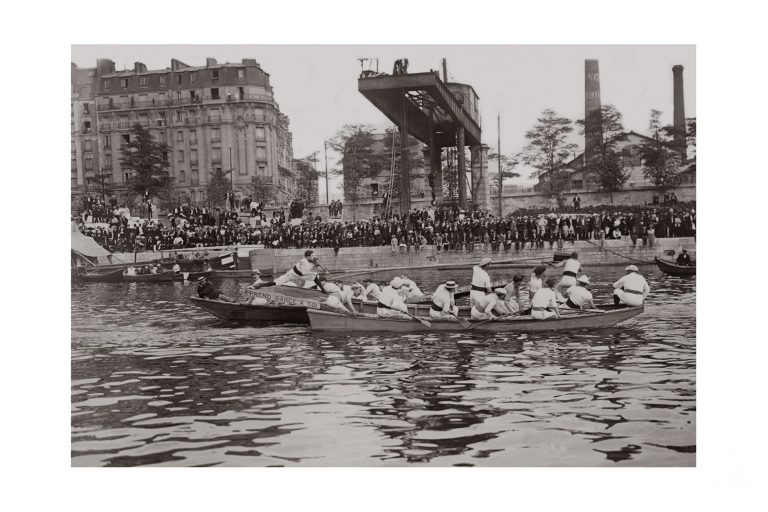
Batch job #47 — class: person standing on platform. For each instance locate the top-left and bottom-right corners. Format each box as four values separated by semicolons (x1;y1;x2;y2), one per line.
430;280;460;320
470;258;493;308
612;265;650;306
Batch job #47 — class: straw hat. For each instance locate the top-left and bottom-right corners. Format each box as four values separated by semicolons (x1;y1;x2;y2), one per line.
444;280;458;290
577;275;590;285
479;257;492;266
252;269;261;275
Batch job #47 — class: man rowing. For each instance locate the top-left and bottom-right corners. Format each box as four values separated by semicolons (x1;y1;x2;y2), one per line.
430;280;459;320
350;281;369;301
495;273;525;315
377;277;411;319
530;278;562;320
363;279;382;301
274;250;320;287
400;274;425;301
470;258;493;308
471;290;501;321
612;265;650;307
551;252;582;289
563;275;597;310
323;278;358;315
676;249;693;266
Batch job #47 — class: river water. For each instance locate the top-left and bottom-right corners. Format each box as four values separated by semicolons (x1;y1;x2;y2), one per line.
71;264;695;467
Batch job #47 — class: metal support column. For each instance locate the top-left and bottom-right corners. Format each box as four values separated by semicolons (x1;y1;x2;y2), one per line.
457;127;466;210
400;96;411;212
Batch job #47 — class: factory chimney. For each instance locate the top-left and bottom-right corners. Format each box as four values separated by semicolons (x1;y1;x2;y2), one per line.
584;59;602;163
673;65;686;162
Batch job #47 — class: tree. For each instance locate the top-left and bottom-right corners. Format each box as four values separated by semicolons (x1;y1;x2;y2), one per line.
293;153;321;205
250;175;272;205
205;168;231;208
119;124;171;199
519;109;579;201
488;151;521;189
641;110;683;193
576;105;629;202
328;124;385;220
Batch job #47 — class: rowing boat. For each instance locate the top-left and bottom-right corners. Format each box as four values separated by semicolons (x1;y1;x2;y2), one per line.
75;267;125;283
654;257;696;276
123;271;175;282
307;305;644;333
189;297;310;324
172;270;212;281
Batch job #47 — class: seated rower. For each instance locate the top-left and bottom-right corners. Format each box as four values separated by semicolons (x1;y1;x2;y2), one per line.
612;265;650;307
124;265;137;276
149;264;159;274
363;279;382;301
470;258;493;308
471;291;501;321
197;276;235;302
247;269;267;289
564;275;597;310
172;262;181;275
528;265;546;304
400;274;425;301
377;277;411;319
323;279;358;314
430;280;459;320
350;281;369;302
274;250;319;287
497;273;525;315
530;278;562;320
676;249;692;266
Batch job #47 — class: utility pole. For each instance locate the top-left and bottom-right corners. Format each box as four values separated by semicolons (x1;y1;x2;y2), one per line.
498;114;503;218
324;140;329;205
228;147;235;210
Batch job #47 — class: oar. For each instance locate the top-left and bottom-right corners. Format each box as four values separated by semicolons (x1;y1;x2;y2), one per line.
467;314;513;329
376;300;432;328
449;312;471;328
560;307;605;314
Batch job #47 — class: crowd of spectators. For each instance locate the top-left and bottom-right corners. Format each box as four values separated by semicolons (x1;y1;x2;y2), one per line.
75;198;695;255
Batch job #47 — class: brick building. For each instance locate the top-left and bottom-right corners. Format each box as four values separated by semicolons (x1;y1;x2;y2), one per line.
71;57;296;209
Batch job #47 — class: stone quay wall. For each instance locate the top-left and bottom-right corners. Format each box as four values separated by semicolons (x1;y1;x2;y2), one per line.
249;237;696;275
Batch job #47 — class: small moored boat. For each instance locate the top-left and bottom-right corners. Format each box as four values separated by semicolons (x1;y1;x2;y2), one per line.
75;267;125;283
654;257;696;276
307;305;644;333
189;297;311;324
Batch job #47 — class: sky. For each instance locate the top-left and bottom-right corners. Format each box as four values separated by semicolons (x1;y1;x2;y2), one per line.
72;44;695;195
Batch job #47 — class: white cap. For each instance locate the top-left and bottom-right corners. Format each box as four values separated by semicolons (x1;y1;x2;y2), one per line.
625;265;639;272
480;257;492;266
577;275;590;284
391;277;403;289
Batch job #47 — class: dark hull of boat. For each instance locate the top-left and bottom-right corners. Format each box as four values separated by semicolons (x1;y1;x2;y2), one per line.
172;270;212;281
76;268;125;282
654;257;696;276
308;305;644;333
123;272;175;282
189;297;309;324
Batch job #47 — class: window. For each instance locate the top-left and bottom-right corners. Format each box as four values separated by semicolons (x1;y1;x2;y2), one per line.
237;68;244;79
157;112;166;127
177;131;184;143
164;151;170;164
176;74;182;85
190;72;197;84
211;127;220;142
159;132;166;144
159;75;166;87
255;127;265;140
124;171;131;183
84;140;92;153
189;130;197;145
211;69;219;80
122;134;130;145
82;103;90;115
191;169;199;186
176;111;183;122
178;150;185;162
104;158;112;170
190;90;197;102
572;180;583;190
103;135;111;149
258;165;266;176
85;156;93;170
138;93;148;104
179;170;186;182
120;78;128;88
139;76;148;87
238;87;245;100
211;147;221;163
138;114;149;127
71;141;76;153
103;79;110;90
210;88;219;100
190;149;198;163
256;147;267;161
71;159;77;171
83;121;91;133
80;86;92;96
176;91;182;101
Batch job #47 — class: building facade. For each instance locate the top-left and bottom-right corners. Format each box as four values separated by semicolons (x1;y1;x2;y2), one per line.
71;64;100;200
71;57;296;209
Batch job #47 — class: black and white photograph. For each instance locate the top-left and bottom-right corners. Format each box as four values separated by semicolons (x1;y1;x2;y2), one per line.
70;43;696;467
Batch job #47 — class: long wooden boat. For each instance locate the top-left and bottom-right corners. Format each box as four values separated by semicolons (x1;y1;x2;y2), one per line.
308;305;644;333
75;267;125;283
164;251;238;272
123;271;175;282
172;270;212;281
654;257;696;276
189;297;310;324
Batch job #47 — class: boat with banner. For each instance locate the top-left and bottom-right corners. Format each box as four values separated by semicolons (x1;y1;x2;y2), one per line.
307;305;644;333
654;257;696;276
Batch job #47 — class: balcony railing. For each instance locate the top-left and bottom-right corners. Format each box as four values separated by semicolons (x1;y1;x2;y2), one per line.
98;99;171;111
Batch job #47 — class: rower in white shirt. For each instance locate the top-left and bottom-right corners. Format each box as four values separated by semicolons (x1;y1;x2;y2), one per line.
377;277;411;319
496;273;525;315
350;281;369;302
564;275;597;310
471;291;500;321
430;280;460;320
400;274;425;301
551;252;582;289
274;250;319;287
363;279;382;301
531;278;562;320
470;258;493;308
323;279;358;314
528;265;547;304
612;265;650;307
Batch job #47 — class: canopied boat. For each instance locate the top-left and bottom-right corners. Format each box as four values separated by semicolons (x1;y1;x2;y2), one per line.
307;305;644;333
654;257;696;276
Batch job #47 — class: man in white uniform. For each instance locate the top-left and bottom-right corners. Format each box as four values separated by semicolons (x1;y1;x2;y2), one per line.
400;274;425;301
470;258;493;308
430;280;460;320
564;275;597;310
471;291;500;321
377;277;411;319
552;252;582;289
363;279;382;301
274;250;320;287
531;278;562;320
350;281;369;302
612;265;650;307
324;279;358;314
